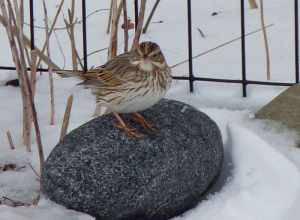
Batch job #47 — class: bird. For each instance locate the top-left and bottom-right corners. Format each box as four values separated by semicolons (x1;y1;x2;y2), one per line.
56;41;172;138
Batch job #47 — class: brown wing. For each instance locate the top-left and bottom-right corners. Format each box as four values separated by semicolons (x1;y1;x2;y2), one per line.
56;51;135;88
79;68;124;88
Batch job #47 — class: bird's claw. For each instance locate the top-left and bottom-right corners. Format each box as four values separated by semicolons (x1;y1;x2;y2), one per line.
114;122;144;138
132;113;158;133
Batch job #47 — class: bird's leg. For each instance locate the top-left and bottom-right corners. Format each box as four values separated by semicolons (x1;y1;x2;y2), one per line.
93;104;109;117
132;112;157;132
113;112;144;138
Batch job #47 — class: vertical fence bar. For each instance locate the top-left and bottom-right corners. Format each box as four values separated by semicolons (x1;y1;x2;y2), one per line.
187;0;194;92
134;0;139;30
241;0;247;97
295;0;299;83
82;0;88;72
29;0;35;50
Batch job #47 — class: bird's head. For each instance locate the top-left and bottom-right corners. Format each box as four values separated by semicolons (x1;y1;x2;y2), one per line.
130;41;167;72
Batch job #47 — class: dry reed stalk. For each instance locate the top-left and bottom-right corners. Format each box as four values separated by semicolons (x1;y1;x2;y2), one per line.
132;0;147;49
122;0;129;52
42;0;55;125
0;14;60;69
20;0;31;66
106;0;113;34
67;0;78;70
64;0;84;70
6;130;15;150
7;0;32;152
30;49;37;96
171;24;274;69
64;24;84;69
108;0;124;59
36;0;65;68
108;0;118;59
259;0;271;80
59;95;73;142
1;0;45;174
249;0;258;9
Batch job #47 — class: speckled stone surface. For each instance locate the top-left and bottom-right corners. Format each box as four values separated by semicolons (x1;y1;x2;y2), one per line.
41;99;223;220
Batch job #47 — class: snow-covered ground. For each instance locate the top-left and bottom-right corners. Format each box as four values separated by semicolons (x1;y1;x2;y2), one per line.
1;0;300;220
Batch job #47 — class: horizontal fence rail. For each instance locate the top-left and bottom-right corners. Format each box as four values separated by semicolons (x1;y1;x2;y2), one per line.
0;0;298;97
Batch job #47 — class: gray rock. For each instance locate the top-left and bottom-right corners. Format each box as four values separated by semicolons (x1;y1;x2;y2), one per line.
41;99;223;220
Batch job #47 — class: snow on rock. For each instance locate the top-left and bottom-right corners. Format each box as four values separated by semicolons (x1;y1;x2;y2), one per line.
173;124;300;220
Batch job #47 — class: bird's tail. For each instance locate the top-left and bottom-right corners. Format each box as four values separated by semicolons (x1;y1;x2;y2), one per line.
53;69;85;78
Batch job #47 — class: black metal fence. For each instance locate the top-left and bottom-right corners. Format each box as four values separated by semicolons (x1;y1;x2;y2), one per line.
0;0;299;97
174;0;299;97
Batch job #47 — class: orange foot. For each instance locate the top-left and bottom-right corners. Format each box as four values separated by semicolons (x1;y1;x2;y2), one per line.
113;113;144;138
132;112;157;133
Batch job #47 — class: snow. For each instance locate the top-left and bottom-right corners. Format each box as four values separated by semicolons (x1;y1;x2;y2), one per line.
173;124;300;220
1;0;300;220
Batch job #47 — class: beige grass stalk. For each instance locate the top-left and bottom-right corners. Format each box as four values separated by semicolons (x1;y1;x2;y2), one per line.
66;0;78;70
30;49;37;96
259;0;271;80
43;0;55;125
122;0;129;52
10;0;32;151
11;0;45;171
0;14;60;69
6;130;15;150
249;0;258;9
1;0;45;173
106;0;113;34
64;0;84;70
36;0;64;68
108;0;118;59
108;0;124;59
59;95;73;142
132;0;147;49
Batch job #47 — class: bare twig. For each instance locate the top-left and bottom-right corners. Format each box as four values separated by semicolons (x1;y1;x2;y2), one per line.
1;196;31;207
23;8;109;31
106;0;113;34
0;14;60;69
65;0;78;70
259;0;271;80
43;0;55;125
132;0;147;49
64;24;84;69
143;0;160;34
53;30;66;69
197;27;206;38
2;0;45;174
10;0;32;152
108;0;123;59
59;95;73;142
27;163;41;179
30;49;37;97
36;0;65;68
249;0;258;9
6;130;15;150
122;0;129;52
80;47;108;60
171;24;274;69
